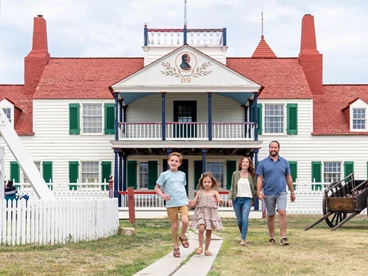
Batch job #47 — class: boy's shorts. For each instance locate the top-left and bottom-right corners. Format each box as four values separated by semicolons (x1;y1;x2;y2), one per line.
167;206;188;223
264;192;287;216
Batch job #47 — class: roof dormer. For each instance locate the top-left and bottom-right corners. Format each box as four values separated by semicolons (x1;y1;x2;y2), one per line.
342;98;368;132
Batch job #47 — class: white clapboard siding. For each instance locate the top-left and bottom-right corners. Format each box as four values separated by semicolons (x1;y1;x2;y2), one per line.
0;198;119;246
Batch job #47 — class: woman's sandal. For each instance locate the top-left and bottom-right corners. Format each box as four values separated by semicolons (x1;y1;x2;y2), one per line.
179;236;189;248
173;247;180;258
195;247;203;255
204;250;212;256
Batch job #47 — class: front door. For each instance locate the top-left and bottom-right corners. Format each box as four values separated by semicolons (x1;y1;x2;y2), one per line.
173;101;197;138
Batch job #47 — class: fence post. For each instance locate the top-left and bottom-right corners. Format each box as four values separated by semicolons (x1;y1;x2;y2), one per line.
128;188;135;224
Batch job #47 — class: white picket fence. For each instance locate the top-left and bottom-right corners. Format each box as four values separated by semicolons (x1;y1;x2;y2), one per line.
0;198;119;246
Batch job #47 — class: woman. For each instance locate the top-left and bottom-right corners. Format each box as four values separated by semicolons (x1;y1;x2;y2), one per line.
228;157;256;246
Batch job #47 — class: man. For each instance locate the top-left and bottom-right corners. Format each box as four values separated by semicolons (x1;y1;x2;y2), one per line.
180;53;191;70
256;141;296;245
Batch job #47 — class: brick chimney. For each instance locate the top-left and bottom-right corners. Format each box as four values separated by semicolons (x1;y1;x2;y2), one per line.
24;15;50;96
298;14;323;95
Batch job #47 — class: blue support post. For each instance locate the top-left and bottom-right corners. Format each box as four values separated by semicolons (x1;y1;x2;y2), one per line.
122;155;127;191
208;92;212;141
249;100;253;138
144;24;148;46
114;94;119;141
114;148;119;205
184;25;187;44
222;28;227;46
161;93;166;141
202;149;207;173
253;92;258;141
166;148;172;170
119;152;123;193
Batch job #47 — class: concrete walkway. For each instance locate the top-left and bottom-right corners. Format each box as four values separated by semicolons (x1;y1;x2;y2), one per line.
133;231;223;276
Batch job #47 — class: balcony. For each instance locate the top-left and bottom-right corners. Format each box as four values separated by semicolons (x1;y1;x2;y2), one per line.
118;122;255;141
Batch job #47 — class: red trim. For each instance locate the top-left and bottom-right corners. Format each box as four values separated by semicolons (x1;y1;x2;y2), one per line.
147;28;223;32
118;190;229;195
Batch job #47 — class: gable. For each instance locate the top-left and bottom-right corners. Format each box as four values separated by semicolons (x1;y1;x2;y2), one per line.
111;45;261;93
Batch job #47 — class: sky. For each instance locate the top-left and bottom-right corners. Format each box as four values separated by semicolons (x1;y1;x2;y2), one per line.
0;0;367;85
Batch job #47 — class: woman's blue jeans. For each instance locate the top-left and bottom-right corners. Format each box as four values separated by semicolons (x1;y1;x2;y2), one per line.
232;197;252;240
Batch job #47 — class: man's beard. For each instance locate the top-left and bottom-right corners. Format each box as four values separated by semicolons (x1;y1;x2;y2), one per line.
270;151;278;157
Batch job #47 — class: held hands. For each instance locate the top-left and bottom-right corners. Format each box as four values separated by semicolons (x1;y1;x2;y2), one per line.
188;200;196;209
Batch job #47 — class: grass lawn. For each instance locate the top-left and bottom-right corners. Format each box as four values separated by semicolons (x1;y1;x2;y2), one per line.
0;214;367;275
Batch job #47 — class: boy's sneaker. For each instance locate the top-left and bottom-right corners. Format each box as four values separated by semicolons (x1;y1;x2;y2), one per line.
280;237;289;246
268;238;276;245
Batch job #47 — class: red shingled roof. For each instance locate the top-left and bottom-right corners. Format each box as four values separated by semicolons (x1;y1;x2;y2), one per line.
313;85;368;135
0;85;33;135
252;35;277;58
34;58;144;99
227;58;313;99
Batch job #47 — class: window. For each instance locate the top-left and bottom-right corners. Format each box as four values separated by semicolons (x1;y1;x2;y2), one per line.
2;108;11;123
81;162;99;183
23;161;41;183
323;162;341;183
207;162;224;188
82;104;102;133
139;162;148;189
264;104;284;134
352;108;366;130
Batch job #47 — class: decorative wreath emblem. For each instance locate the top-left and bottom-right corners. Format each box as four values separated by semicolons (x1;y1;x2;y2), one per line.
160;61;212;78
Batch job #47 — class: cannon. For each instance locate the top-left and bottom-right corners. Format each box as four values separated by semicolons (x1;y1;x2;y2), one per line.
305;173;368;231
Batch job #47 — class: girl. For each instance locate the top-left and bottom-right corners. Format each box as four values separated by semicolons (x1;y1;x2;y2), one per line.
227;157;256;246
189;171;224;256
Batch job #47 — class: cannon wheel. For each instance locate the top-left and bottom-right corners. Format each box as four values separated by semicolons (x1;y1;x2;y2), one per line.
323;196;347;228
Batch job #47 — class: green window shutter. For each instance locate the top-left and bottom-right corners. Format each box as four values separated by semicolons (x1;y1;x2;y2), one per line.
104;103;115;135
287;103;298;135
226;161;237;190
43;161;53;183
148;161;158;190
10;161;20;183
257;103;263;135
101;161;112;191
69;103;80;135
311;161;322;182
69;161;79;191
344;161;354;178
288;161;298;182
127;160;137;189
194;161;203;189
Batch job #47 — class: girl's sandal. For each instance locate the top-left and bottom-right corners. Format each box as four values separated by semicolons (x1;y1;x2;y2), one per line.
173;247;180;258
204;250;212;256
195;247;203;255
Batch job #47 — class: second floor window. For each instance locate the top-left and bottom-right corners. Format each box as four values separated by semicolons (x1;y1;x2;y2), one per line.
2;108;11;123
324;162;341;183
264;104;284;134
352;108;366;130
82;104;102;133
81;162;99;183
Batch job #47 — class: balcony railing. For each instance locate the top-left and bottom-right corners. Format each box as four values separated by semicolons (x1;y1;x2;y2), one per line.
118;122;255;141
144;26;226;46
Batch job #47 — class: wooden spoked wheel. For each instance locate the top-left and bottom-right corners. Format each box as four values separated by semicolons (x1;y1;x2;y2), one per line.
322;196;347;228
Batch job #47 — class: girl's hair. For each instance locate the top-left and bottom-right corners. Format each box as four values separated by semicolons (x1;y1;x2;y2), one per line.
196;171;220;191
237;157;256;178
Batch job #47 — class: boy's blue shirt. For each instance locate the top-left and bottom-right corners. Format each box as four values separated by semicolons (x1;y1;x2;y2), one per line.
156;170;188;208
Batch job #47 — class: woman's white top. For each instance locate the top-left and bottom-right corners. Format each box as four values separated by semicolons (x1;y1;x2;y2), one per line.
236;177;252;198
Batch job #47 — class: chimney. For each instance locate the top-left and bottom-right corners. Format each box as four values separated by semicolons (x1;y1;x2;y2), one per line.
298;14;323;95
24;15;50;96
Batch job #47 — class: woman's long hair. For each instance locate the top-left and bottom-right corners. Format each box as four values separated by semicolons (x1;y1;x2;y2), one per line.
237;157;255;178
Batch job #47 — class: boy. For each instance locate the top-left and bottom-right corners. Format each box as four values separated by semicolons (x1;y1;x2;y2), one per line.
155;152;189;258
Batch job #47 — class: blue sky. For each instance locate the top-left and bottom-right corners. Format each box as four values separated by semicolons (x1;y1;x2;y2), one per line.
0;0;367;84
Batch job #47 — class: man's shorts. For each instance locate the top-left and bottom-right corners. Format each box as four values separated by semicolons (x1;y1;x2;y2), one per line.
264;192;287;216
167;205;189;223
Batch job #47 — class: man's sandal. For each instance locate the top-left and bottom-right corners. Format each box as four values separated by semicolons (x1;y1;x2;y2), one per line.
204;250;212;256
179;236;189;248
195;247;203;255
173;247;180;258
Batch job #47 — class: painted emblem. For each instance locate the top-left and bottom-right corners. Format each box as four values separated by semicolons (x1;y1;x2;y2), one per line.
160;52;212;83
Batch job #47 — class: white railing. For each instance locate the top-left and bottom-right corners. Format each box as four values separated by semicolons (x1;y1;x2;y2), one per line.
118;122;255;141
0;198;119;246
